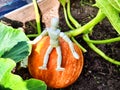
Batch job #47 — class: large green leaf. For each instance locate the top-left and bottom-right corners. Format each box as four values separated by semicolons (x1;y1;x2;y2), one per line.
0;23;31;62
96;0;120;34
2;41;30;62
0;58;47;90
108;0;120;12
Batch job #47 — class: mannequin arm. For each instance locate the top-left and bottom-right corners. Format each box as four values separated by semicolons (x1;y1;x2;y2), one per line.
60;32;79;59
30;29;48;44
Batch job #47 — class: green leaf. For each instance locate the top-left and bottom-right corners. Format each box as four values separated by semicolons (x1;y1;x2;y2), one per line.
96;0;120;34
2;41;30;62
25;79;47;90
0;58;47;90
0;23;31;62
108;0;120;12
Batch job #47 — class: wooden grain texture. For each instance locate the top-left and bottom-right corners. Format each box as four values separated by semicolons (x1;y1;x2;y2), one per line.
4;0;60;27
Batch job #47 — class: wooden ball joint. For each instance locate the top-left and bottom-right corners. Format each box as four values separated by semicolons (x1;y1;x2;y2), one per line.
28;18;84;88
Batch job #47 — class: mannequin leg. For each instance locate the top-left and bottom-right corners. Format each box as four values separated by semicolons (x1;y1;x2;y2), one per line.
56;46;65;71
60;32;79;59
39;46;53;70
69;42;79;59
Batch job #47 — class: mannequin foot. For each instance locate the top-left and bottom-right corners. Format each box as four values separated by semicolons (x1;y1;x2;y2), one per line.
39;66;47;70
73;51;79;59
56;67;65;71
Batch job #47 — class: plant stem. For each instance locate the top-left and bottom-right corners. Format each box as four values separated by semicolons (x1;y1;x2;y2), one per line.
32;0;41;34
83;36;120;44
27;34;39;37
28;21;37;30
71;37;87;52
66;10;105;37
62;2;87;52
63;6;75;29
83;34;120;65
67;0;81;28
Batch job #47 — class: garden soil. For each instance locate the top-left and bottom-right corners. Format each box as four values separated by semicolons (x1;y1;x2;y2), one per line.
1;0;120;90
52;0;120;90
58;0;120;90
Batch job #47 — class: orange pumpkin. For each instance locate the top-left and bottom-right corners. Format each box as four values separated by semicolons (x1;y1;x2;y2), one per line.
28;36;84;88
